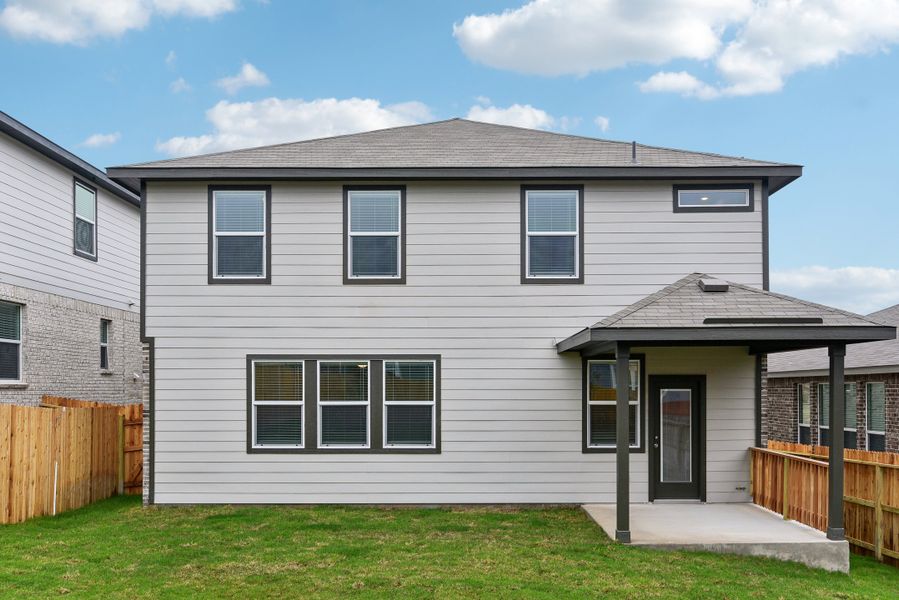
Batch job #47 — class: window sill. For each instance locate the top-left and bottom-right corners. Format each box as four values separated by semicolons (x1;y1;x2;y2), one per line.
73;249;98;262
248;447;440;455
100;369;114;376
344;278;406;285
522;277;583;285
0;382;27;389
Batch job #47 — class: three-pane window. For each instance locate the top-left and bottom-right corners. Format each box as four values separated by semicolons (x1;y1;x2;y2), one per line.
253;361;304;448
211;188;268;280
100;319;111;370
384;361;436;448
0;301;22;382
346;189;403;280
74;181;97;259
319;361;370;448
524;188;581;281
867;383;886;451
587;359;640;449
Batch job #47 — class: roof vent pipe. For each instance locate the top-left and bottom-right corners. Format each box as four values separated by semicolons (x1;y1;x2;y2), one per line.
631;141;637;164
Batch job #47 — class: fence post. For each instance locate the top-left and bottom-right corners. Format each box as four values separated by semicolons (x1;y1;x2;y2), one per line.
874;464;883;562
782;455;790;520
117;414;125;496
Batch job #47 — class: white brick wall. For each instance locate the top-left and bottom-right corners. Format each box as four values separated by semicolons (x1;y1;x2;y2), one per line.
0;282;142;405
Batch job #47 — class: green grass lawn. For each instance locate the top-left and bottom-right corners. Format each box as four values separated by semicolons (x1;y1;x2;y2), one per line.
1;496;896;599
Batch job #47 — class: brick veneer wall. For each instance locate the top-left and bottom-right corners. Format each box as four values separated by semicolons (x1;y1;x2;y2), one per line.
0;282;142;405
766;371;899;452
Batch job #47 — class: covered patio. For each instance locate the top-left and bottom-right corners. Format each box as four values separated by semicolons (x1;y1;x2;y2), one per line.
557;273;896;568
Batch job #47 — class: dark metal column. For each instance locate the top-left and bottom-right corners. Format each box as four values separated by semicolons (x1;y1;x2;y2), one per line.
827;344;846;541
615;342;631;543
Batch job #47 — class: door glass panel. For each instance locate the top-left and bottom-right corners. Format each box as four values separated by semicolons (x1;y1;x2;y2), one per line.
661;389;691;483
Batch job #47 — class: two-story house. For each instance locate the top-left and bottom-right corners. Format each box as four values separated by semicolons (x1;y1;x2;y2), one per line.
108;119;893;550
0;111;142;404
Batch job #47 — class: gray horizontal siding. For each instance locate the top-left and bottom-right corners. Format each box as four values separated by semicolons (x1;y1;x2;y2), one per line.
0;133;139;310
146;179;761;504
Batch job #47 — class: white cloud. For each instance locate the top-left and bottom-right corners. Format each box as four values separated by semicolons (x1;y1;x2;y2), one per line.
81;132;121;148
170;77;191;93
771;266;899;315
638;71;720;100
455;0;899;98
466;103;555;129
593;115;610;132
453;0;751;76
0;0;237;44
155;97;433;157
165;49;177;67
216;62;270;95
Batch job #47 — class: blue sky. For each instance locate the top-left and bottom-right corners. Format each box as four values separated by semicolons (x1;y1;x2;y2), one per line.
1;0;898;312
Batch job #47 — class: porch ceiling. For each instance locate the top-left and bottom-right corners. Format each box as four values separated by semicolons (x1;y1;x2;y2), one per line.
557;273;896;355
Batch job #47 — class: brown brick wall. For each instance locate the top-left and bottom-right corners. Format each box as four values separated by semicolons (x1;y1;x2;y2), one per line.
766;372;899;452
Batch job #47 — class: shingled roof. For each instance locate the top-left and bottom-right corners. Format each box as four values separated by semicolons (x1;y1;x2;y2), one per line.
556;274;895;354
107;119;802;193
768;303;899;376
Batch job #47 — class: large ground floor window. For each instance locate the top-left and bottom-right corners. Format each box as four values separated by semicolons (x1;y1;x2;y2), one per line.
248;354;440;453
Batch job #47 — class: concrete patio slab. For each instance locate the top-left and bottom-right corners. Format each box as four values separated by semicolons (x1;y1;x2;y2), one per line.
582;503;849;572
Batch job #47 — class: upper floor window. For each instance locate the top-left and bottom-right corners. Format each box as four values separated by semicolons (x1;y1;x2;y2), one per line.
100;319;111;370
344;187;405;283
74;180;97;260
209;187;271;283
867;382;886;451
673;184;754;213
0;301;22;382
522;186;583;283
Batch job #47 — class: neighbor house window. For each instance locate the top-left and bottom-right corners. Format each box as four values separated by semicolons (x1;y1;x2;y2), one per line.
867;383;886;452
318;361;370;448
100;319;111;370
673;184;754;213
384;360;436;448
522;186;583;283
74;180;97;259
345;187;405;282
209;187;270;282
818;382;857;448
586;359;640;449
252;361;304;448
0;301;22;382
797;383;811;444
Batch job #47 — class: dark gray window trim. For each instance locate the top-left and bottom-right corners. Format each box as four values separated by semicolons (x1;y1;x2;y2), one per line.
73;177;98;262
520;184;585;284
342;185;407;285
581;353;646;454
672;182;754;213
762;178;770;290
207;185;272;285
246;353;440;454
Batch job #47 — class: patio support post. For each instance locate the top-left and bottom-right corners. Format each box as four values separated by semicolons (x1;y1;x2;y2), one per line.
615;342;631;543
827;343;845;541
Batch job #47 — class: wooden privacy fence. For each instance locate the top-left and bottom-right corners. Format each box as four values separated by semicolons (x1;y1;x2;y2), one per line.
0;399;143;525
750;441;899;566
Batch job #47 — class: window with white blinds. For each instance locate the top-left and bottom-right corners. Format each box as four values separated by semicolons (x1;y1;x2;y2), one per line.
797;383;811;444
0;301;22;382
318;361;370;448
347;189;402;280
867;382;886;451
252;361;304;448
524;188;580;281
212;189;267;280
818;382;857;448
384;360;436;448
74;181;97;259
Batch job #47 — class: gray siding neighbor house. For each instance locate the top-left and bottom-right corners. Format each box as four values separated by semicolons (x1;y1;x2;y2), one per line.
108;119;894;548
0;111;142;405
766;303;899;452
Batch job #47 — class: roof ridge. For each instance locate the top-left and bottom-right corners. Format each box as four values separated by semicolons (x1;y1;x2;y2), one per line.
726;281;886;326
599;273;705;327
117;118;465;168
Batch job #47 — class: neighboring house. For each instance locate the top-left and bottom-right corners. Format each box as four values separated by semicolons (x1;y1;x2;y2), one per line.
109;119;893;546
766;303;899;452
0;111;142;405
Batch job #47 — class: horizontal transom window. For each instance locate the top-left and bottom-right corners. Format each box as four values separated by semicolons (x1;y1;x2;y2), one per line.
673;184;754;212
248;355;440;453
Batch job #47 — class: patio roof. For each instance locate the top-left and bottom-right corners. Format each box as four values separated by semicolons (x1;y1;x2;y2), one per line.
556;273;896;355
